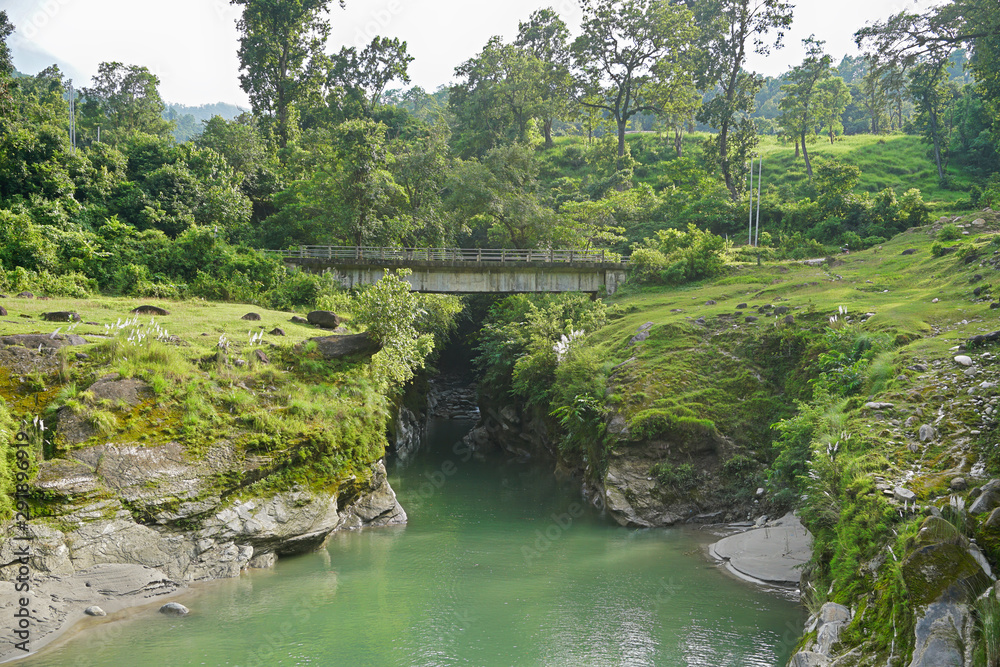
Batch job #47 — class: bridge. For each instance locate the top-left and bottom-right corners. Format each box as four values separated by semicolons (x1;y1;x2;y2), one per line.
262;246;629;295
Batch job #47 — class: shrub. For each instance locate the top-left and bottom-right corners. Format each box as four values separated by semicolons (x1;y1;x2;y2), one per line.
938;223;961;241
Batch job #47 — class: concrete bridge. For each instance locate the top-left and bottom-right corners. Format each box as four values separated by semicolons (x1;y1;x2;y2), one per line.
262;246;629;295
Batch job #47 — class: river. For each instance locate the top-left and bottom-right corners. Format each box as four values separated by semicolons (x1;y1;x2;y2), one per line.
22;419;805;666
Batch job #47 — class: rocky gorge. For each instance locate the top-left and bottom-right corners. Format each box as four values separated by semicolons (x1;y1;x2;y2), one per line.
0;305;411;662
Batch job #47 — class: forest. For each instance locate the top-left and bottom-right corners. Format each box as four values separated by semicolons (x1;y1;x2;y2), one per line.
0;0;998;306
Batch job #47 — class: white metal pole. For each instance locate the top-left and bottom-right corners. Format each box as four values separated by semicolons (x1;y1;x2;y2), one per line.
755;158;762;247
748;158;754;246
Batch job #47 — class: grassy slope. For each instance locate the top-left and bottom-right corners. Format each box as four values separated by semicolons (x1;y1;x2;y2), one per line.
539;132;976;212
0;296;388;505
590;208;1000;662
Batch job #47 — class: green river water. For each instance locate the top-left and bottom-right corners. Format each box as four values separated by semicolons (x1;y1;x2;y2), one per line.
23;420;805;666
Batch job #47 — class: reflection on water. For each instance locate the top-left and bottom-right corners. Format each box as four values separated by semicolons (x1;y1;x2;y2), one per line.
22;419;804;666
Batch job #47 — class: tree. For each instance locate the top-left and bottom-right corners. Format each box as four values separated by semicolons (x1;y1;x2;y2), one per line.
80;62;173;143
231;0;341;149
0;10;13;120
855;0;1000;175
777;37;834;178
450;37;545;157
691;0;794;200
515;8;574;148
816;77;852;144
909;58;955;183
446;143;557;248
328;37;413;112
0;10;12;76
572;0;698;171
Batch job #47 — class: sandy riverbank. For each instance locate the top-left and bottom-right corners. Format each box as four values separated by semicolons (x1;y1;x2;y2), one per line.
0;563;186;663
708;512;813;586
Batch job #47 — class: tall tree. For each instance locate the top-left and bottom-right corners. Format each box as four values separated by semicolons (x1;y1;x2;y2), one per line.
909;58;955;182
449;37;545;157
572;0;698;171
777;37;833;177
691;0;793;200
515;8;574;148
231;0;341;149
816;76;852;144
855;1;1000;182
80;62;173;143
328;36;413;112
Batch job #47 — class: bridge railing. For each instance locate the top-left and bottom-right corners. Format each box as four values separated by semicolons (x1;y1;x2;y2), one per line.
261;246;624;264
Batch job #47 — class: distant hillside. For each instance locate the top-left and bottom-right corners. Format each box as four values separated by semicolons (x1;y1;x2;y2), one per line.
163;102;247;143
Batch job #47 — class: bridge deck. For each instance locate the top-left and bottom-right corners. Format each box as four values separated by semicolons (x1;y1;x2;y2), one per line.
262;246;629;294
261;246;625;266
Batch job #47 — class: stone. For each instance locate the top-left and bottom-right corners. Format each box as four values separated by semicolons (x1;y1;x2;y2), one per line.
950;477;968;491
908;601;968;667
16;291;33;298
306;310;342;329
774;305;790;315
41;311;81;322
902;248;917;255
736;303;748;309
745;316;758;323
628;330;651;346
84;606;106;617
705;300;716;305
894;487;917;503
248;552;276;569
290;316;309;324
131;305;170;316
788;652;830;667
254;349;269;365
710;512;812;585
783;315;795;325
303;333;379;360
159;602;189;616
933;298;940;303
269;328;286;336
0;333;87;350
985;507;1000;529
970;480;1000;515
918;424;937;442
0;306;6;316
955;355;974;366
241;312;261;321
865;402;895;410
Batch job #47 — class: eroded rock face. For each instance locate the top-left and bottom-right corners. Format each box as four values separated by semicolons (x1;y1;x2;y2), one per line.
4;440;407;583
304;333;379;359
596;423;729;527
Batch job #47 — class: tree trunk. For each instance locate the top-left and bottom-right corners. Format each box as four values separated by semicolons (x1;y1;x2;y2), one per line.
794;139;800;158
617;119;627;164
930;109;945;183
543;118;554;148
674;127;682;157
801;130;813;178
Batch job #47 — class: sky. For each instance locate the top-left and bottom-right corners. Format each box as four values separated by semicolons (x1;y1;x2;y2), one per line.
6;0;942;107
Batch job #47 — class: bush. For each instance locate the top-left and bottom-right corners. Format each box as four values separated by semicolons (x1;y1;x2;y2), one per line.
938;223;961;241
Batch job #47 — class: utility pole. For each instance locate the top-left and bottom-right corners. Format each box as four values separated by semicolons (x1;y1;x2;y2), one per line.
68;84;76;153
748;158;754;246
755;158;762;247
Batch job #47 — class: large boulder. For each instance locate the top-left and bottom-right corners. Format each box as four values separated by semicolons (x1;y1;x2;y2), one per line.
307;310;342;329
971;479;1000;515
304;333;380;359
901;516;991;667
0;333;87;349
41;311;81;322
131;305;170;316
56;378;153;445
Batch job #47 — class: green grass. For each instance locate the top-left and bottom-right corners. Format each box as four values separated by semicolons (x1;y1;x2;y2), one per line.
537;132;979;212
